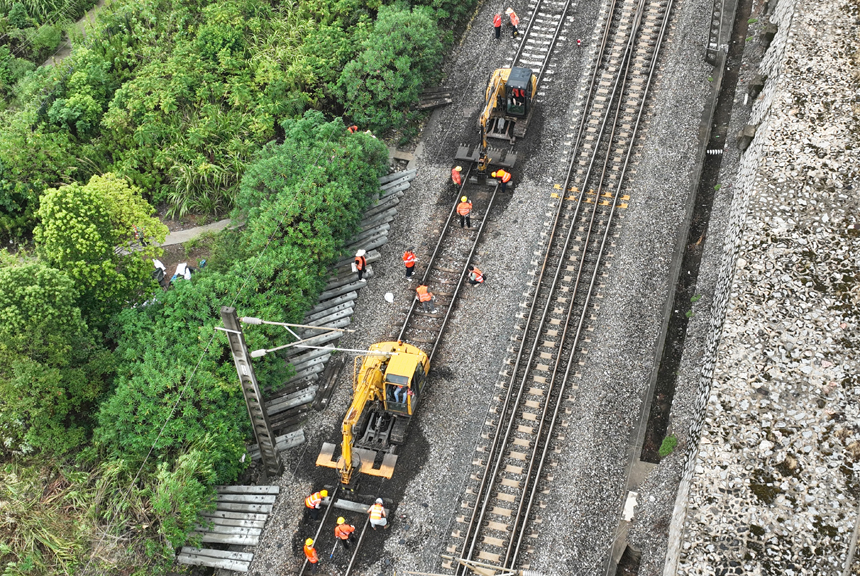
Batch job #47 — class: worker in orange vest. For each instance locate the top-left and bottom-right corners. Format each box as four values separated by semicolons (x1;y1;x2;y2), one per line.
491;169;512;193
354;249;367;282
367;498;389;530
305;489;327;521
506;8;520;37
457;196;473;228
403;247;417;279
451;165;463;188
347;125;358;133
467;265;485;286
304;538;319;572
493;13;502;41
334;517;357;549
416;284;436;314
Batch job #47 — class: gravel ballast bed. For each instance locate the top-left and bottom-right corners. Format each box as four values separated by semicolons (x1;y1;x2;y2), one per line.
239;0;718;573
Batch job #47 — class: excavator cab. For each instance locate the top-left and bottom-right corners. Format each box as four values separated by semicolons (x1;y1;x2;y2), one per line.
504;66;534;117
384;353;428;415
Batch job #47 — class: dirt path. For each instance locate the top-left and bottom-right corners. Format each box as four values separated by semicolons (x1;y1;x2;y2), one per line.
42;0;107;66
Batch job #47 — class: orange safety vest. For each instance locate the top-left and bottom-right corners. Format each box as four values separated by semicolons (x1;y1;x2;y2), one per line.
451;168;462;186
305;492;323;509
509;11;519;26
354;255;366;271
347;125;358;133
304;544;319;563
416;285;432;302
496;170;511;183
457;201;472;216
493;13;502;27
369;503;385;521
471;268;484;283
403;251;416;268
334;524;355;539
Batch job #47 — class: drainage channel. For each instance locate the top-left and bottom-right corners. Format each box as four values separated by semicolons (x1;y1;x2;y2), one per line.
639;0;755;466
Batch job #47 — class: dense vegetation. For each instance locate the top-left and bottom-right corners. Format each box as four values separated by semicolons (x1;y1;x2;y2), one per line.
0;0;479;570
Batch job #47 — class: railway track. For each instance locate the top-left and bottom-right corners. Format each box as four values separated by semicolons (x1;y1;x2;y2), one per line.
446;0;675;572
395;167;499;362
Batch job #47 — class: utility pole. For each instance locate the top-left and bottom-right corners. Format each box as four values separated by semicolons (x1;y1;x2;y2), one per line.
220;306;283;479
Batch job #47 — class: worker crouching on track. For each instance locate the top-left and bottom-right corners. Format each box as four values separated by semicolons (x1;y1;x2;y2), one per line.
457;196;473;228
416;284;437;313
368;498;389;530
467;265;485;286
491;169;512;193
334;517;357;549
304;538;320;572
451;165;463;191
305;489;327;521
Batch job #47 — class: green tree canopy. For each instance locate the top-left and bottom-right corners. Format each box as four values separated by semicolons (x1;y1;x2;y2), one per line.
34;173;167;325
0;259;113;454
336;4;444;133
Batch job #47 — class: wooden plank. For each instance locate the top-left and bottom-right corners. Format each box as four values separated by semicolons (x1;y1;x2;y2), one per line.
200;510;268;522
180;547;254;561
215;502;272;514
177;553;250;572
194;532;260;546
216;494;277;505
216;486;280;495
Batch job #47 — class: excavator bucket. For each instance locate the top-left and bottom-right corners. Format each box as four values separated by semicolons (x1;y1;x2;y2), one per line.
453;145;517;169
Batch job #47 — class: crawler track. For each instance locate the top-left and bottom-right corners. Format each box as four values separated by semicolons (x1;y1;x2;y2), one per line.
395;167;499;362
446;0;675;572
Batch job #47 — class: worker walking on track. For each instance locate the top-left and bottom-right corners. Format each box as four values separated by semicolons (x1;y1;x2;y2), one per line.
467;265;485;286
457;196;473;228
506;8;520;38
416;285;436;314
304;538;320;572
493;13;502;40
451;165;463;188
491;169;512;193
334;517;357;550
403;247;417;279
368;498;389;530
354;249;367;282
305;489;328;521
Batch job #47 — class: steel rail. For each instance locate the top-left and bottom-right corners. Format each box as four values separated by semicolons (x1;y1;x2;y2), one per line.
396;165;471;343
429;182;500;363
456;0;673;568
507;0;653;564
343;516;371;576
298;485;340;576
453;0;633;570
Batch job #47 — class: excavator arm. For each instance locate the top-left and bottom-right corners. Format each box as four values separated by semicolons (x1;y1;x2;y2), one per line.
337;353;387;485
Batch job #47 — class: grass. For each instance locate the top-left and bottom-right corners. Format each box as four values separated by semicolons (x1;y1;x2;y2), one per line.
659;434;678;457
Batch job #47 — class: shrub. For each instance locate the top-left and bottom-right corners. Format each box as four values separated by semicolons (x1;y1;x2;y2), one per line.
659;434;678;457
335;4;444;133
7;2;30;28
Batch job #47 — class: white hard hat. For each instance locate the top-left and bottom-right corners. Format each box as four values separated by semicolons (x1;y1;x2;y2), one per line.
384;292;394;303
355;249;366;257
376;498;383;504
505;7;513;14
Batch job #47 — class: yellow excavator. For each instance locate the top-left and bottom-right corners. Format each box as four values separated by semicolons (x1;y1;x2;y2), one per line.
456;66;538;170
316;341;430;487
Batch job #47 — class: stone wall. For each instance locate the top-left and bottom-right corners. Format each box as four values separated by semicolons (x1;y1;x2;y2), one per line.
664;0;860;573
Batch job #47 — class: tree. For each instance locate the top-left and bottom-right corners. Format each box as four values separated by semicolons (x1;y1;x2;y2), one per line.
34;173;168;325
335;4;444;133
0;258;113;454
